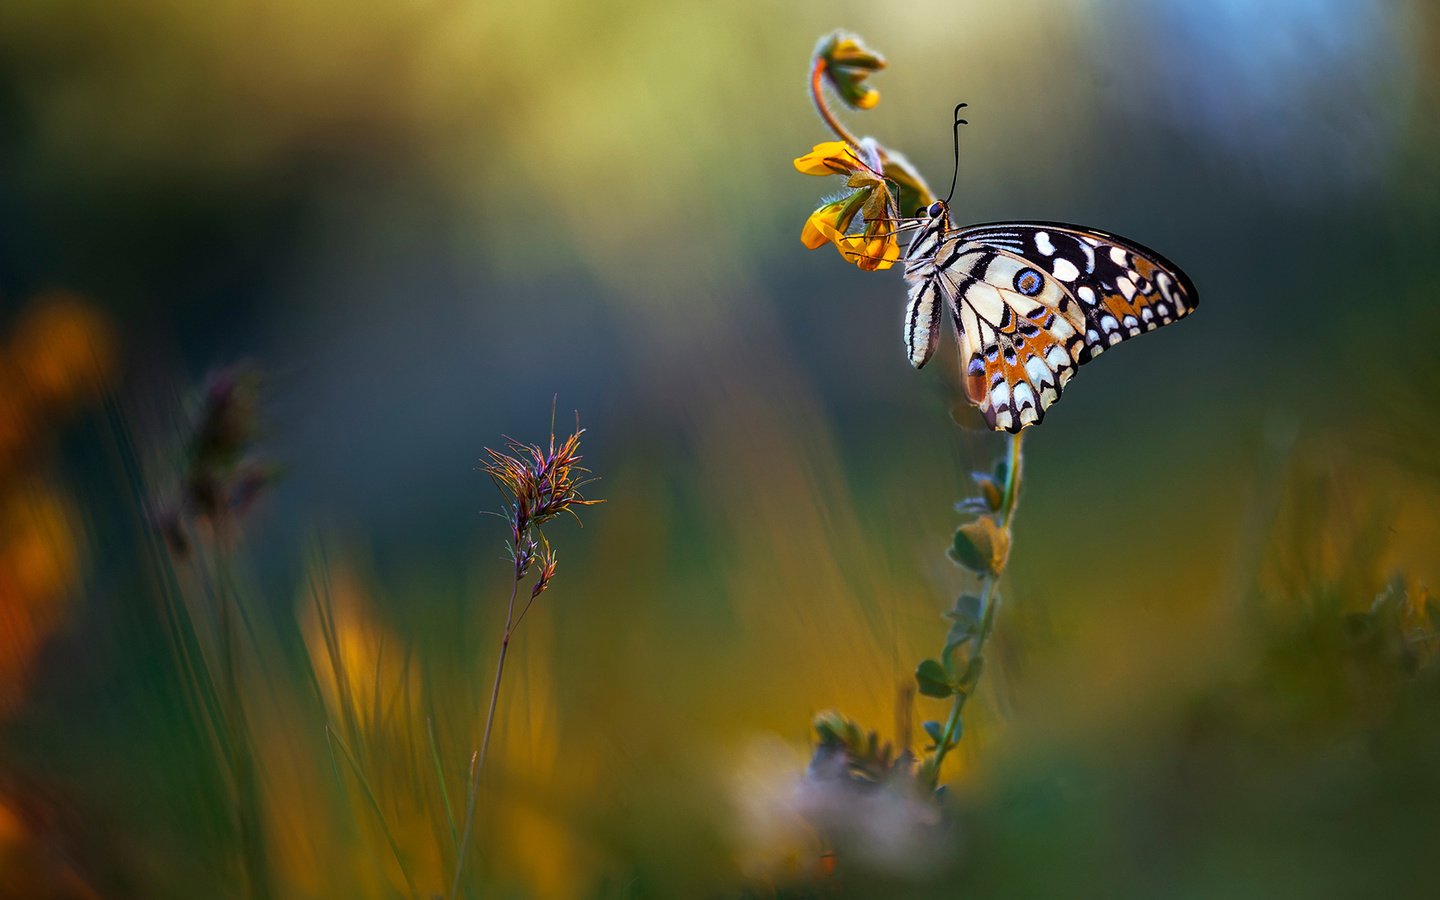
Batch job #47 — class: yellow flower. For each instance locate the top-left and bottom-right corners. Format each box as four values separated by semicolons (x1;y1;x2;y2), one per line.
794;140;900;271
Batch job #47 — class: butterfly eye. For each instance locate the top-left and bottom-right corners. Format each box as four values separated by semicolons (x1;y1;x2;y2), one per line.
927;201;946;218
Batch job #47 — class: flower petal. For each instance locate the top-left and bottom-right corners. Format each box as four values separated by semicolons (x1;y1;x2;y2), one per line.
800;193;865;250
793;141;863;177
842;232;898;272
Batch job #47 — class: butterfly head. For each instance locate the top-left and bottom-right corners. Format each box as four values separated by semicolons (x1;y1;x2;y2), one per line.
903;199;953;266
919;200;949;221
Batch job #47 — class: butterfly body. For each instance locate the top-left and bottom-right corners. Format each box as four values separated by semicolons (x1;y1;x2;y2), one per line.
902;202;1197;432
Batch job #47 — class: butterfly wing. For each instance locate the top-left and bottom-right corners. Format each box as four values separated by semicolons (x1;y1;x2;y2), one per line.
936;221;1198;432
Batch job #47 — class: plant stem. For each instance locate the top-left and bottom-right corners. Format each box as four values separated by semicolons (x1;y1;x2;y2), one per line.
428;717;461;855
448;574;521;900
809;57;861;148
923;432;1024;789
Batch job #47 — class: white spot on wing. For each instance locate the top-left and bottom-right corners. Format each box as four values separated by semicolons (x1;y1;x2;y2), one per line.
1024;355;1052;387
1110;247;1128;266
1051;258;1080;282
1013;382;1036;412
1035;231;1055;256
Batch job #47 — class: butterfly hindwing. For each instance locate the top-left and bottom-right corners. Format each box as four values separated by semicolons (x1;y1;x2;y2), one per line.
918;221;1197;432
935;247;1084;431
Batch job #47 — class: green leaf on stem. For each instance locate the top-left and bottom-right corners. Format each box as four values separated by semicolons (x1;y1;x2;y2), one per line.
922;720;945;748
944;597;982;658
916;658;954;698
950;517;1010;575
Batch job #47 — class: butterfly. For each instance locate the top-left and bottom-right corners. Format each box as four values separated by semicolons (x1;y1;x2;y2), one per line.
901;201;1198;432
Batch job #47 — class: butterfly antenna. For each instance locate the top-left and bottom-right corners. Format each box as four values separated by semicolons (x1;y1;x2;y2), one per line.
944;102;968;206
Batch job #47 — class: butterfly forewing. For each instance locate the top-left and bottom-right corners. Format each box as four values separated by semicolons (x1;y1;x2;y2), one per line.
905;217;1197;433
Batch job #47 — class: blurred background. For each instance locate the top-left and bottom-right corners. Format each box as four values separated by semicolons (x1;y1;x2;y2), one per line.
1;0;1438;896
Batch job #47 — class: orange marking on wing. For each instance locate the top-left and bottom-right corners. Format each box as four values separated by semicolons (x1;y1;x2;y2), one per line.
1102;293;1139;320
965;358;989;405
998;345;1036;393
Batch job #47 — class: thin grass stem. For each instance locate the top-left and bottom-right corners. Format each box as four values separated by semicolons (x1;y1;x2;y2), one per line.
448;573;522;900
428;716;462;856
326;725;421;900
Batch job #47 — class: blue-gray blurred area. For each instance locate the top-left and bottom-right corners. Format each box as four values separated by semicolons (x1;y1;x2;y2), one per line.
1;0;1438;896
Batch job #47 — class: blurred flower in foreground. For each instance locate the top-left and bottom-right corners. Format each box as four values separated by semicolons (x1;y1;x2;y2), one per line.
731;716;950;887
803;713;949;876
730;735;827;883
